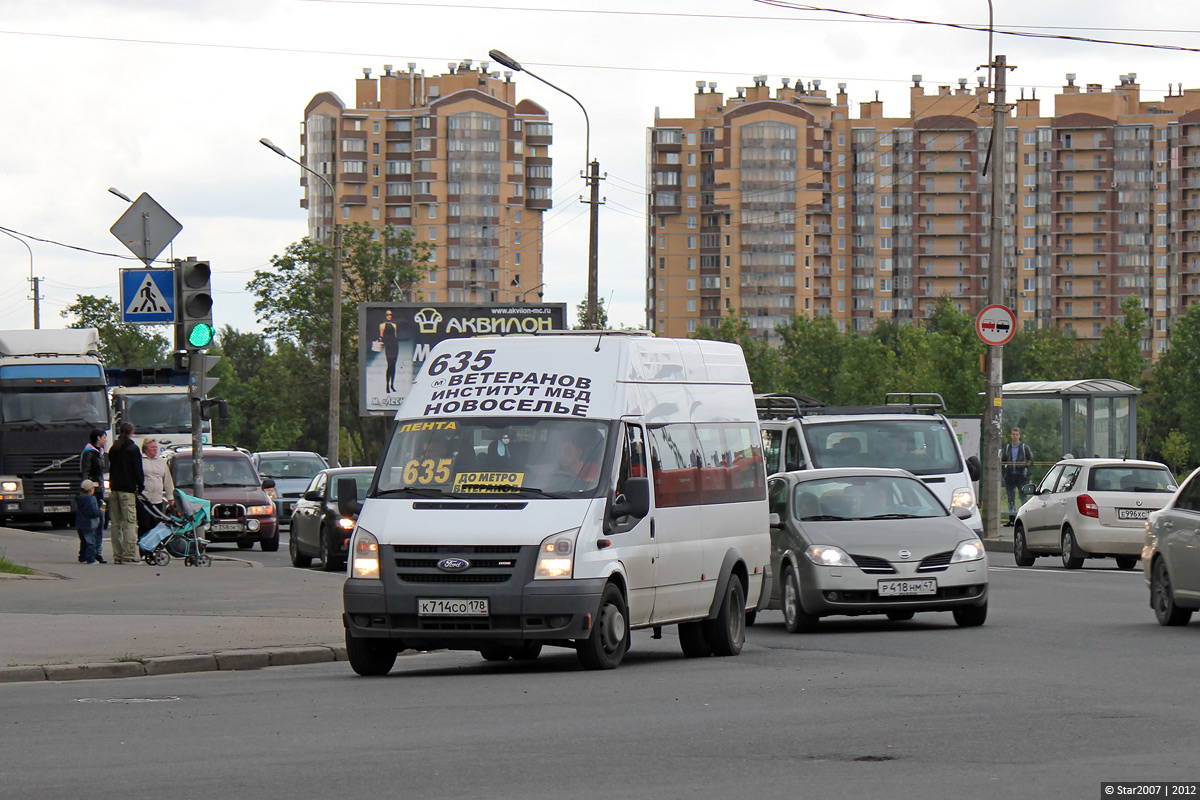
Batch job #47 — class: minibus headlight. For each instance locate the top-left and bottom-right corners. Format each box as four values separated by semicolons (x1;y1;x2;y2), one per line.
351;530;380;579
804;545;856;568
535;530;579;580
951;488;975;510
951;539;985;563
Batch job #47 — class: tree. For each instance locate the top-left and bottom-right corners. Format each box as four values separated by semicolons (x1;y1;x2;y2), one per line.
1145;303;1200;465
248;223;435;463
1088;294;1149;385
1005;325;1085;383
61;295;169;366
573;297;609;330
775;314;844;400
1161;429;1192;477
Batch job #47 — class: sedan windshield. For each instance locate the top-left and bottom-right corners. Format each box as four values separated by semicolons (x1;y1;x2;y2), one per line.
257;456;326;480
1088;466;1176;493
794;475;948;521
376;417;612;498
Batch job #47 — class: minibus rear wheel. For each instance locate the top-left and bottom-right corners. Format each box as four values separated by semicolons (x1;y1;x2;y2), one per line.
704;575;746;656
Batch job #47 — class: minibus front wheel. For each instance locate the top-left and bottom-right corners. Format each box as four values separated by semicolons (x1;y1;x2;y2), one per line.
577;583;629;670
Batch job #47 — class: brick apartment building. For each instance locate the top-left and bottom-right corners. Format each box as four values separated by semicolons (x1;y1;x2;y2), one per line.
648;72;1200;354
301;61;553;304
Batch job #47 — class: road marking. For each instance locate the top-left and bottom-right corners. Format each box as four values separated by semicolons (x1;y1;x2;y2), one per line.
989;565;1142;576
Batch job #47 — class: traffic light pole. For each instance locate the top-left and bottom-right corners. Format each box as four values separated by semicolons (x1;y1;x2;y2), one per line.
190;349;206;501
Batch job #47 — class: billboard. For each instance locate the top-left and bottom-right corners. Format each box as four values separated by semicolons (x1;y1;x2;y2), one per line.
357;302;568;416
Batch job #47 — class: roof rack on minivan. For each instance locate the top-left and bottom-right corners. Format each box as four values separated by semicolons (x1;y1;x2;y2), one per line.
754;392;826;420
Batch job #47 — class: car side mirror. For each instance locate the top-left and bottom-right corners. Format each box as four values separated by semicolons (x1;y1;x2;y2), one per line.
304;489;322;502
951;506;972;520
769;512;782;527
1021;482;1037;495
966;455;981;481
337;477;363;517
261;478;276;490
611;477;650;518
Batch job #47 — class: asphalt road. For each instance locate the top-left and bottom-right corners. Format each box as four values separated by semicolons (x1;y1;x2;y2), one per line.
3;547;1198;800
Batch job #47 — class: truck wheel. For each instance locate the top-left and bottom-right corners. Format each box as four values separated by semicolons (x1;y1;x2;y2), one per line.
703;575;747;656
346;630;398;676
577;583;628;670
678;622;712;658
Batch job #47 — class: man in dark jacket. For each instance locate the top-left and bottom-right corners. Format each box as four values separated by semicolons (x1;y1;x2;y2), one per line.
999;427;1034;526
107;422;145;564
79;428;108;562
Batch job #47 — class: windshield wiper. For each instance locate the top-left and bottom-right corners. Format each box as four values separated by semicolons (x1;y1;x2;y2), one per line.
861;513;925;520
3;417;47;430
800;514;849;521
374;486;447;498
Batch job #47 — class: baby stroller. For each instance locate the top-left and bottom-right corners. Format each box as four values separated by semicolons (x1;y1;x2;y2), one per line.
137;489;213;567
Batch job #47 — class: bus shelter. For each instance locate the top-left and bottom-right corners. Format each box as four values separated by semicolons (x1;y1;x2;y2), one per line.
1001;380;1140;483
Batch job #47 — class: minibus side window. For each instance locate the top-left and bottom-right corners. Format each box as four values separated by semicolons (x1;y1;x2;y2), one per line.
611;424;649;532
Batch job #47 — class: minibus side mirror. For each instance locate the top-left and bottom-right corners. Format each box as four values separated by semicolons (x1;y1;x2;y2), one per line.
337;477;363;517
966;455;981;481
611;477;650;518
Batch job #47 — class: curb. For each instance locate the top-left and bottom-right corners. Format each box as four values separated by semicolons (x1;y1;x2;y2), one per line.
0;643;350;685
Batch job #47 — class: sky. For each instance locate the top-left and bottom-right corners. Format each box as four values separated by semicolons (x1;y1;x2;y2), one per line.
3;0;1199;339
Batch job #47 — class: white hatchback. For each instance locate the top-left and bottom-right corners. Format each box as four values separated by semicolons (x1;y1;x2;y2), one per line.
1013;458;1177;570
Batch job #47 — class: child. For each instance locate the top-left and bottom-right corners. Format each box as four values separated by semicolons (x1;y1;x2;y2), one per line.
75;479;103;565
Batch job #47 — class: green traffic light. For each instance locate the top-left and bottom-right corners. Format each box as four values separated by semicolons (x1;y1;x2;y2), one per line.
187;323;215;348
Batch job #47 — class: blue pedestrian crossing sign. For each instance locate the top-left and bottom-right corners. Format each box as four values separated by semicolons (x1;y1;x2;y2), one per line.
120;268;176;324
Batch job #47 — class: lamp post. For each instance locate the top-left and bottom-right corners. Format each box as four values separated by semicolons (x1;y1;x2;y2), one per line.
521;283;546;302
260;137;344;467
489;49;601;329
0;228;36;329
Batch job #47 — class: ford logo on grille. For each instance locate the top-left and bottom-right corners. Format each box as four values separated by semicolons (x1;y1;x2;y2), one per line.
897;549;912;560
437;558;471;572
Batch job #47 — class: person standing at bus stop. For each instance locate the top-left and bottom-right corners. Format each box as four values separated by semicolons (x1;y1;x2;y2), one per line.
79;428;108;563
107;423;145;563
999;427;1034;526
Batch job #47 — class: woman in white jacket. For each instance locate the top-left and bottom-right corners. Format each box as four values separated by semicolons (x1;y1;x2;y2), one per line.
138;439;175;537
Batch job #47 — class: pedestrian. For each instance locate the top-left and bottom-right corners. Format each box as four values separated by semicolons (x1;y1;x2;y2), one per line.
75;479;103;564
999;426;1034;526
107;422;145;564
79;428;108;563
138;438;174;539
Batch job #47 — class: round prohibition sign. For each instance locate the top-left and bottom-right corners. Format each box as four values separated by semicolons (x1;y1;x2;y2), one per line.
975;304;1016;346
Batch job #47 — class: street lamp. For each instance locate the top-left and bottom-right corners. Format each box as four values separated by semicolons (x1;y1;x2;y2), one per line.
0;228;36;328
108;187;134;203
260;137;344;467
489;49;602;329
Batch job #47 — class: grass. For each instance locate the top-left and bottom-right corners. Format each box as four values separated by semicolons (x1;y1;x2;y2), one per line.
0;552;33;575
116;654;143;663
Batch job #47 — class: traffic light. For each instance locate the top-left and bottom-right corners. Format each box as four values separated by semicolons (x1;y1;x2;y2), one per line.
189;354;221;398
176;257;214;350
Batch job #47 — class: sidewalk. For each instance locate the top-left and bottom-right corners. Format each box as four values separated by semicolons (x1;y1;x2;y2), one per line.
0;525;348;683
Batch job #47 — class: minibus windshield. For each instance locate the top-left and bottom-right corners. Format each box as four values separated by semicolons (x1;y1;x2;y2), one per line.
376;417;613;498
803;418;962;476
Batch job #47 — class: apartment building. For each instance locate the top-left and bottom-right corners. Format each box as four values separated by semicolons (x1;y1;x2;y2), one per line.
302;62;553;304
648;72;1200;354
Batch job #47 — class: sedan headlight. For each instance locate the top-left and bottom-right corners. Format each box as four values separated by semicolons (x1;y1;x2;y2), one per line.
951;488;975;510
804;544;856;568
534;529;579;580
336;516;356;530
951;538;985;563
350;530;380;579
245;504;274;516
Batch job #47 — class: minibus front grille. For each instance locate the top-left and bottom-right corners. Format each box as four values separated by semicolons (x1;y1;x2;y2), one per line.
389;544;529;584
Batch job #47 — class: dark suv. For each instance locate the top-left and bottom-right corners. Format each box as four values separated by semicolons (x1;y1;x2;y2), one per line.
167;446;279;551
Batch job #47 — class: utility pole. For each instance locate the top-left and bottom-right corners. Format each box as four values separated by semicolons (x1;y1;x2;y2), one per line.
328;222;343;467
30;276;40;329
584;159;604;329
982;54;1011;542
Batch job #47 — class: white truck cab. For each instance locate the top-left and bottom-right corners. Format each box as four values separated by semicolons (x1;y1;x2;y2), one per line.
340;332;771;674
758;392;983;536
